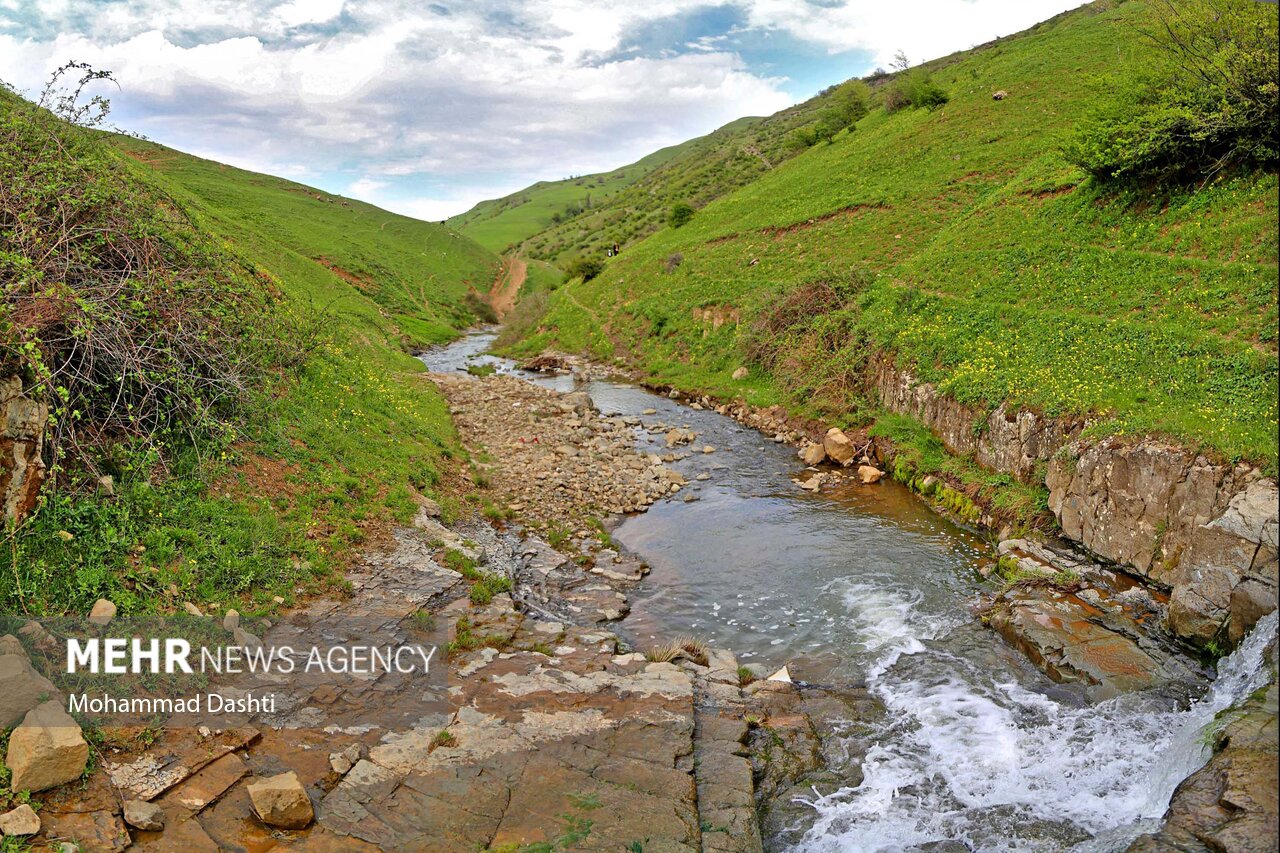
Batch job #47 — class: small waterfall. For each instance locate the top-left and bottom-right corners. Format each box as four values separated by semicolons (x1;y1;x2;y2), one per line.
1137;609;1278;817
796;611;1278;853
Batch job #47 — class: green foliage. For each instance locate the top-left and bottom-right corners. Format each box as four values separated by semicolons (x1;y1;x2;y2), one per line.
809;80;872;144
668;202;695;229
1065;0;1279;185
884;70;950;112
564;256;605;282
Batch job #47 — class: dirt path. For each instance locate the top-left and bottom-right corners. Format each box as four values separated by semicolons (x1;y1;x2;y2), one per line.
488;255;527;320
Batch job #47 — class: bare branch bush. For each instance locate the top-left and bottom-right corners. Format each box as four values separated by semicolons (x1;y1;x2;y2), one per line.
1;63;305;487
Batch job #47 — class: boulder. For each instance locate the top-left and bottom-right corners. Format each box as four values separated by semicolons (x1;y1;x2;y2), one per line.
88;598;116;626
0;638;59;728
857;465;883;484
562;391;594;414
246;771;315;829
122;798;166;831
822;428;857;466
0;803;40;836
800;443;826;466
223;608;240;632
5;700;89;792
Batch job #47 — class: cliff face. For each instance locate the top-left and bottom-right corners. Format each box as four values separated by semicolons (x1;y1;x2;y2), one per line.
1;376;47;522
871;357;1278;650
1048;443;1278;647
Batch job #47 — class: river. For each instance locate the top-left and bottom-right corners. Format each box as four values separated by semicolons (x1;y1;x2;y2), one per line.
419;331;1278;853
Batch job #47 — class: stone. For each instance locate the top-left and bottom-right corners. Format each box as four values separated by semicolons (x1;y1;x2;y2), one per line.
39;811;130;853
97;474;115;496
222;608;240;631
857;465;883;484
732;367;749;380
0;804;39;836
822;427;857;466
183;602;204;617
5;700;90;792
246;771;315;829
1;376;49;523
88;598;116;626
163;751;247;811
562;391;594;414
122;799;166;831
800;443;826;465
767;665;792;683
992;89;1008;99
0;640;59;728
232;627;263;652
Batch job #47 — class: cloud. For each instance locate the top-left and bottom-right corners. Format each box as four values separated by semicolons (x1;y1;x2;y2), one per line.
0;1;1085;219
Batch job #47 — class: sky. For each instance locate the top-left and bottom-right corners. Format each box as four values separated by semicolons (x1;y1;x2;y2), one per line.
0;0;1086;221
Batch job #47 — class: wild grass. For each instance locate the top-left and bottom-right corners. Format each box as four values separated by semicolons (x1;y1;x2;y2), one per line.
509;0;1278;472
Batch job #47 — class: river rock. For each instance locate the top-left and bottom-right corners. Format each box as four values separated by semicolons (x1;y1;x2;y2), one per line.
988;591;1187;702
800;443;826;466
122;798;166;831
5;700;89;792
823;427;857;466
665;428;696;448
0;637;58;728
0;803;39;836
562;391;594;414
857;465;883;484
88;598;116;626
247;770;315;828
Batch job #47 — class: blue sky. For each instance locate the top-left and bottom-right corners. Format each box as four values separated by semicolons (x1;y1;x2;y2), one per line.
0;1;1084;220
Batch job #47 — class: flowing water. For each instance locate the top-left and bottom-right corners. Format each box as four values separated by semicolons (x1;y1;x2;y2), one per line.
420;332;1278;853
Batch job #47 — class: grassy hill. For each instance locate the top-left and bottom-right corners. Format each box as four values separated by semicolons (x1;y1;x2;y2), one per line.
454;99;845;263
447;135;702;253
2;86;502;616
506;0;1279;473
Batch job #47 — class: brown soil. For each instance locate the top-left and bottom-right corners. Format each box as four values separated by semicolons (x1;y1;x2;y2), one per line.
487;255;527;320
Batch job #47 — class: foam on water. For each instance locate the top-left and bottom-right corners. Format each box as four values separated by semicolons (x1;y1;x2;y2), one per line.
796;607;1278;853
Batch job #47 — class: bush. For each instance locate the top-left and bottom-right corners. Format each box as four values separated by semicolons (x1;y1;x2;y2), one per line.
0;66;291;480
884;70;950;113
1064;0;1278;185
564;257;604;281
668;202;694;228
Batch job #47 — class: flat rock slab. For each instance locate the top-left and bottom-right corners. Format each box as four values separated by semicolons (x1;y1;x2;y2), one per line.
39;810;131;853
159;752;248;812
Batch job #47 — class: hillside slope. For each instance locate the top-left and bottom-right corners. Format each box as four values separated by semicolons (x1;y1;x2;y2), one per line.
2;87;503;616
456;99;839;263
447;134;704;253
509;0;1278;469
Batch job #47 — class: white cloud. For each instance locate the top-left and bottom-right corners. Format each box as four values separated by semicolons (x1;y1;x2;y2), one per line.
0;1;1085;219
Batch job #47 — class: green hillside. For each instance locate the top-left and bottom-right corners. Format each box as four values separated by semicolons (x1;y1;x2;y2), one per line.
2;86;502;615
455;98;843;263
448;135;702;253
506;0;1279;470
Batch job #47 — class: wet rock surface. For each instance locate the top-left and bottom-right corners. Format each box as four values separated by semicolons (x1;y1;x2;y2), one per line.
1130;680;1279;853
982;538;1207;701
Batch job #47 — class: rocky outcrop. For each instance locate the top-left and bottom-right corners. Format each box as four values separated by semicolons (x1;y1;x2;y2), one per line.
0;634;59;728
1048;439;1278;647
1;376;47;522
1129;680;1278;853
245;771;314;829
871;355;1277;651
871;356;1082;483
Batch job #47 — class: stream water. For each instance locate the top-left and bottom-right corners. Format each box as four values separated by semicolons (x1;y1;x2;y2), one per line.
420;331;1278;853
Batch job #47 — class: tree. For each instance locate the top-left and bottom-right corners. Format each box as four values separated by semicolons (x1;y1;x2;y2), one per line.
668;202;695;228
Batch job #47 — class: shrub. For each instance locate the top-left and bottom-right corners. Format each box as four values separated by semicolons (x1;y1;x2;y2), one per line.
668;202;695;228
0;65;294;482
564;257;604;281
1064;0;1278;185
884;70;950;113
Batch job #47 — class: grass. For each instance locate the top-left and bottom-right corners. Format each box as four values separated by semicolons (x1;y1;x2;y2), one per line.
3;93;503;618
507;0;1278;473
